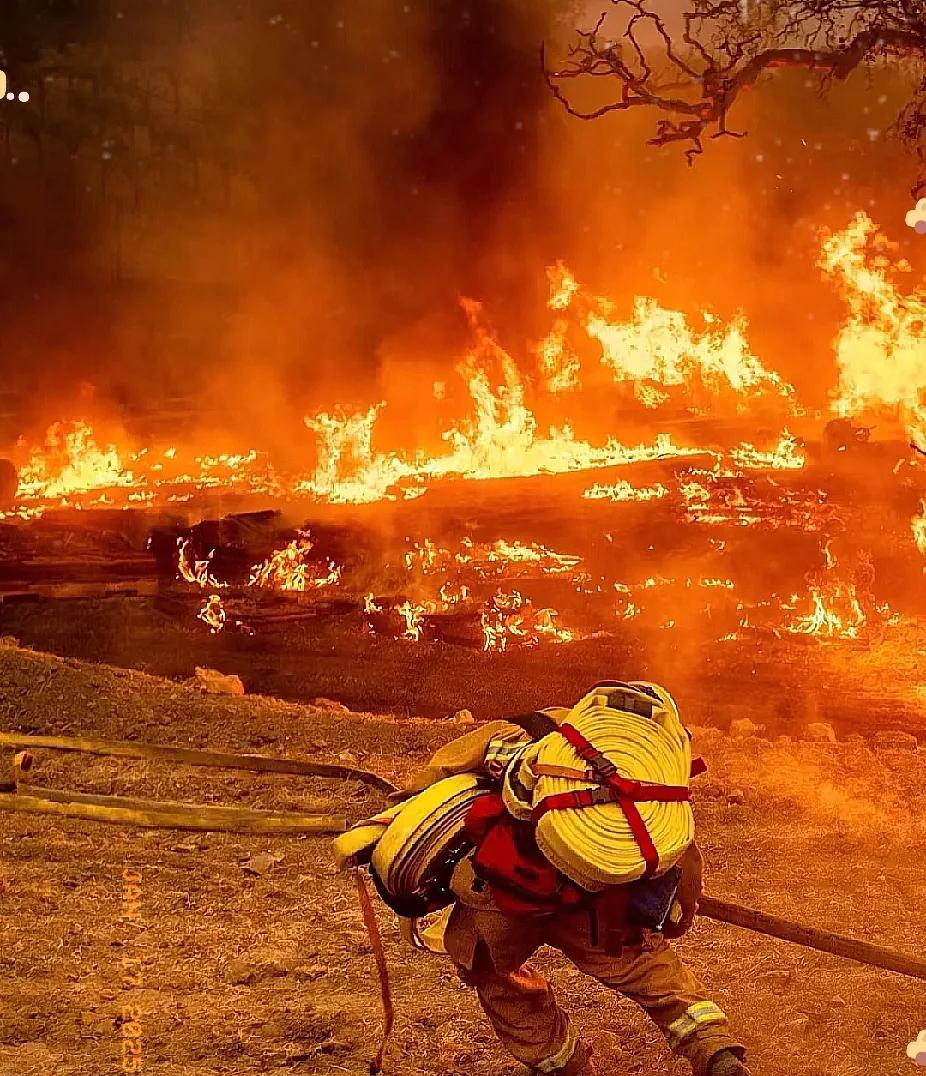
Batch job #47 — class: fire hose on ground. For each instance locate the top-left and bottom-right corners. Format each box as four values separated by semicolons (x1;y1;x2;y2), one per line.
0;730;924;981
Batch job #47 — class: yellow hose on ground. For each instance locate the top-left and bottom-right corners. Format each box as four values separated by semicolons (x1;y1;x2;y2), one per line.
524;683;694;891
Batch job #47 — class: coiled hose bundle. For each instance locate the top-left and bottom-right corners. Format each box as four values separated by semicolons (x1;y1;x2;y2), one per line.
504;682;695;891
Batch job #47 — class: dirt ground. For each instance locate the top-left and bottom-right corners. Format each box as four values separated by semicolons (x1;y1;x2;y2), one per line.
4;595;926;741
0;643;924;1076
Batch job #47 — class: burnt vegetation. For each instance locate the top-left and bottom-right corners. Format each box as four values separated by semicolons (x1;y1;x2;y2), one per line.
544;1;926;194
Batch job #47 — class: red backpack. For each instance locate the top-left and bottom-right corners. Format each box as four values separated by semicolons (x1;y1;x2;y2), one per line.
465;793;588;916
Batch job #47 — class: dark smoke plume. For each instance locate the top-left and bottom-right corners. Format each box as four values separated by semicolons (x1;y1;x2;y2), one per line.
0;1;572;453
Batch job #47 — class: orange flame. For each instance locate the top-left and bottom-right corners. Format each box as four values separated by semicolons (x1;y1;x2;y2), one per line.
822;212;926;439
248;531;342;592
198;594;227;633
18;421;134;500
177;538;226;589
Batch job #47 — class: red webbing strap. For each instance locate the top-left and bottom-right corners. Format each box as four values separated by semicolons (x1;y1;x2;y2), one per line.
559;722;618;775
532;723;691;879
356;869;394;1074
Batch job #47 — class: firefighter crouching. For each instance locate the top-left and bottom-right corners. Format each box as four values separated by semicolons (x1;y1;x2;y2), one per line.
334;681;751;1076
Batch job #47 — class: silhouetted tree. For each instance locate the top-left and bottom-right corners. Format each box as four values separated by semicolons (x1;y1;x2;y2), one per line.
544;1;926;194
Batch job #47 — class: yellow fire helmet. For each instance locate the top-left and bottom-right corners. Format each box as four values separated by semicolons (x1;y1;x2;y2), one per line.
334;774;490;918
516;681;695;892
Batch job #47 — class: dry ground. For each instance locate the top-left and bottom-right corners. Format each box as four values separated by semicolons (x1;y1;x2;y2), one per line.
4;595;926;741
0;643;923;1076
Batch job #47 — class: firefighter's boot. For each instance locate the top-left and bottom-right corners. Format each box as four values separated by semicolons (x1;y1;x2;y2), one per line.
539;1041;597;1076
708;1049;752;1076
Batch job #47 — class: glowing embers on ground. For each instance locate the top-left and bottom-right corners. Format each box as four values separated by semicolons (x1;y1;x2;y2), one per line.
579;446;826;531
583;480;669;503
175;527;581;649
677;470;830;530
171;513;900;650
364;536;588;650
363;590;577;652
480;590;574;652
405;536;582;579
248;532;342;592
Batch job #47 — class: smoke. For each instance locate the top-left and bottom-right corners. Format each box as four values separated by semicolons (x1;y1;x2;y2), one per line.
0;0;923;460
0;1;575;458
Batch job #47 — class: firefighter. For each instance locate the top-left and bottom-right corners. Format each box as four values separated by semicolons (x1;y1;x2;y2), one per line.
401;684;751;1076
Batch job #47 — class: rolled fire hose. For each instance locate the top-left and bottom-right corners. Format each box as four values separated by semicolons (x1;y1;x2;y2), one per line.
510;685;695;891
370;775;488;900
335;777;490;1074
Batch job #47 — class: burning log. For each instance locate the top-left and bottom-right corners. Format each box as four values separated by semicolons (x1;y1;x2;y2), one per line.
148;509;286;580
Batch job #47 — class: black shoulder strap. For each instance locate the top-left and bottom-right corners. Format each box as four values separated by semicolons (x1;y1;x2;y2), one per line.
508;710;559;740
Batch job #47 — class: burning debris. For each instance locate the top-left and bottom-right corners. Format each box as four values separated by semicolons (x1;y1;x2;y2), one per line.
584;480;669;503
198;595;228;634
3;217;925;658
248;533;342;593
480;590;576;652
178;539;226;590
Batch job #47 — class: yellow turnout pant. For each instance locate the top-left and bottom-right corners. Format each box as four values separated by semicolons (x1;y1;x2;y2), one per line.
444;899;744;1075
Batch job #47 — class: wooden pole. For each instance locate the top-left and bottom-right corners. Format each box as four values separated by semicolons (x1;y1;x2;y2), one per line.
698;895;926;982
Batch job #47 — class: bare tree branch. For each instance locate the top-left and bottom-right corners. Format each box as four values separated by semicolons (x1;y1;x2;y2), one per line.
544;0;926;196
